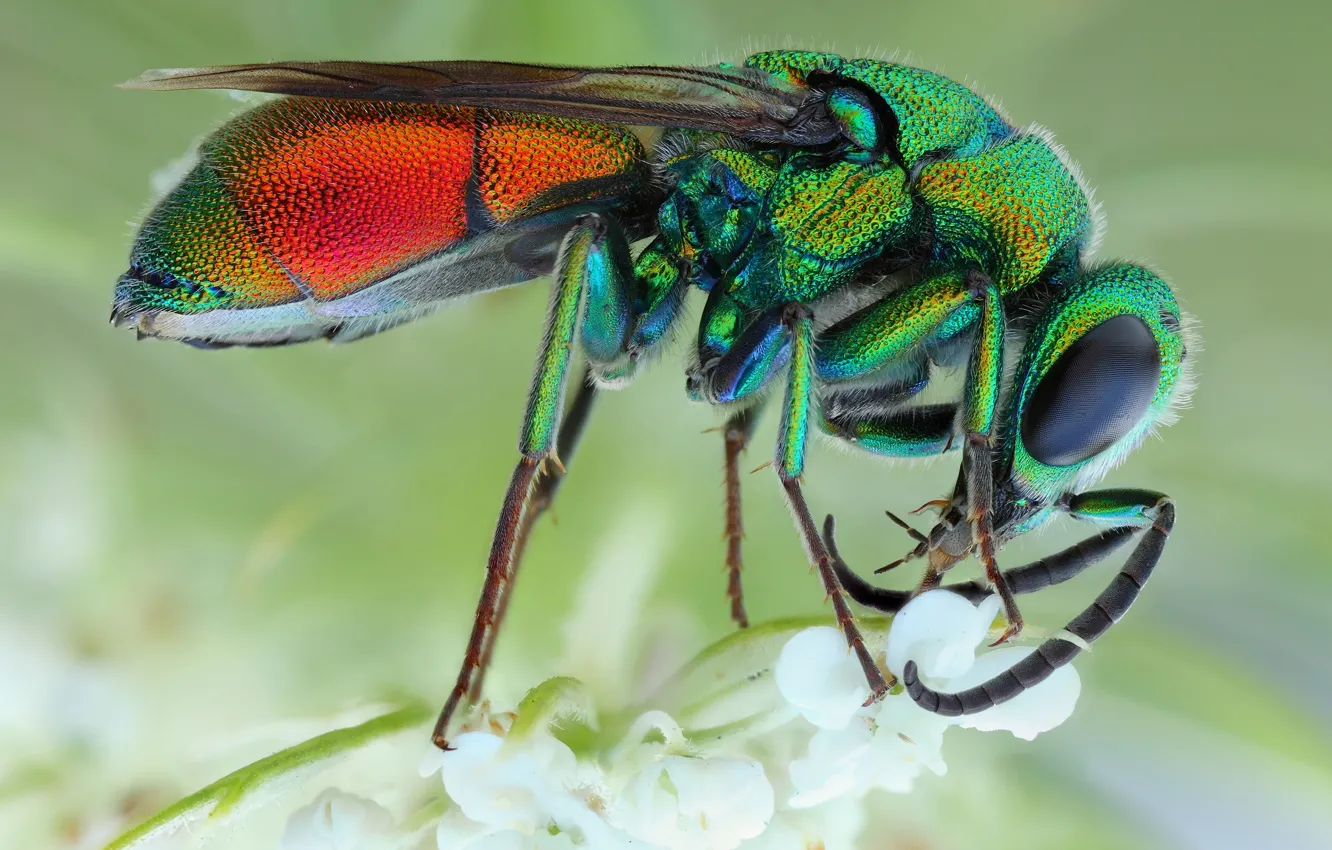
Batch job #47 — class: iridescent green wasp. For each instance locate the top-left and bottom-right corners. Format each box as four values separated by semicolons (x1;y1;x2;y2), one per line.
112;51;1193;745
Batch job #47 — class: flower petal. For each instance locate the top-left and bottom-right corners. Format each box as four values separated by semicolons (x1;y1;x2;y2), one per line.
616;755;774;850
883;591;1001;679
774;627;870;729
788;720;874;808
669;755;775;845
281;788;393;850
947;646;1082;740
866;695;950;791
440;732;578;833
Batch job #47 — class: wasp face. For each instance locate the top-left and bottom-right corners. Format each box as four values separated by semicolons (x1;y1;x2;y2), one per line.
1003;266;1190;506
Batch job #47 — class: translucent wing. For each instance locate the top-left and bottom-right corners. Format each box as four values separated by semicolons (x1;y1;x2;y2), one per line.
121;60;837;146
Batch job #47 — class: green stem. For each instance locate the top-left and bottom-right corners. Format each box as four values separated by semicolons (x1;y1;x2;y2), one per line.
103;701;430;850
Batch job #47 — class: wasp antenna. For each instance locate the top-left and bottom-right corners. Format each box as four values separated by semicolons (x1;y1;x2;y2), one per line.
821;514;841;558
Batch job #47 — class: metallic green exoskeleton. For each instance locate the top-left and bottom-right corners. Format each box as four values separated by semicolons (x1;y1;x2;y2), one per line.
113;51;1194;742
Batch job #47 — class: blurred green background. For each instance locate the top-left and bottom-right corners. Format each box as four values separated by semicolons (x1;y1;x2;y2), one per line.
3;0;1331;847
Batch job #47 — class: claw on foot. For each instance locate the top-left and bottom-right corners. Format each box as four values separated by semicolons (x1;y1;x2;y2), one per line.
862;680;892;707
911;498;951;516
988;619;1024;647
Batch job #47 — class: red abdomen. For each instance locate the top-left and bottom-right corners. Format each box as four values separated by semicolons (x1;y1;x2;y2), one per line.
124;97;647;314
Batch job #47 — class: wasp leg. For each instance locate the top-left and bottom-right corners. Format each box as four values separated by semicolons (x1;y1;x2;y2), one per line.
903;490;1174;716
825;512;1136;612
433;215;636;749
467;370;599;703
721;404;762;629
816;369;940;457
906;274;1025;641
817;384;946;574
812;272;1016;609
777;305;892;702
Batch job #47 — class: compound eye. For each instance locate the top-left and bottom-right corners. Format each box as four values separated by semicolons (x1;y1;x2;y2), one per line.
1020;315;1162;467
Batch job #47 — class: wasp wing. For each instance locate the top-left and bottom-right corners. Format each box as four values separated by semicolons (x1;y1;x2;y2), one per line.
121;60;837;146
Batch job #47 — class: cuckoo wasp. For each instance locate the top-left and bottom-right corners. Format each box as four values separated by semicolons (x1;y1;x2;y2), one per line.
112;52;1193;745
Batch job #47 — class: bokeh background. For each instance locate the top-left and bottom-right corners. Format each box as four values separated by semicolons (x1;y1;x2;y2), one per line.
3;0;1331;848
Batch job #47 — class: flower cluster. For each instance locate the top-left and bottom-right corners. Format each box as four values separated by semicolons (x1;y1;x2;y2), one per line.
778;591;1080;810
424;705;775;850
256;589;1081;850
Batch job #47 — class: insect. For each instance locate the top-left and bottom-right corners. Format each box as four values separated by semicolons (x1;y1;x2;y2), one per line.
111;51;1193;745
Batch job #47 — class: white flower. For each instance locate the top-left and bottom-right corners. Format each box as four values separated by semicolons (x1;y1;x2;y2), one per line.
439;731;582;834
777;590;1082;807
773;628;868;730
280;788;393;850
613;754;775;850
737;797;865;850
432;706;638;850
786;695;950;808
435;808;581;850
103;574;1085;850
885;590;1081;740
947;646;1081;740
882;590;1002;680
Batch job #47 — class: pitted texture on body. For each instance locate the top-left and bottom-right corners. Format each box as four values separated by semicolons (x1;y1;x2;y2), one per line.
476;109;643;224
125;98;644;314
916;134;1091;292
753;159;913;305
744;52;1012;165
127;164;299;313
836;59;1012;163
209;99;477;301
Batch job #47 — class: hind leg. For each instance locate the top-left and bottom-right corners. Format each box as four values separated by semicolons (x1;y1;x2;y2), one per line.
433;214;667;748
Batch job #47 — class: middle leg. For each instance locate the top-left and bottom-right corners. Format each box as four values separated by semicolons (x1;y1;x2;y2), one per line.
776;304;891;701
955;272;1025;642
720;404;762;629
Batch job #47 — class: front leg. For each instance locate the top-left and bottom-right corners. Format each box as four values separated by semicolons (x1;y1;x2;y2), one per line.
811;271;1015;615
776;305;891;701
957;273;1025;642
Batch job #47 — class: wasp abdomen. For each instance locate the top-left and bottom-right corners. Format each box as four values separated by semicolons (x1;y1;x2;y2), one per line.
115;98;645;344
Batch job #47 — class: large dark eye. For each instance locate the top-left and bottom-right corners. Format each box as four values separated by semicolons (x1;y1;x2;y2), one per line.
1020;315;1162;467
